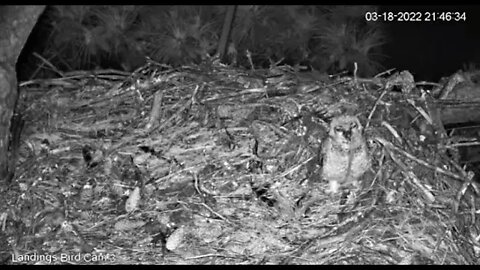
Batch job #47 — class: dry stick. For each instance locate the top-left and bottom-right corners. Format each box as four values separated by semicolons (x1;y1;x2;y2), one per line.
29;58;47;80
63;69;131;77
373;136;466;182
381;121;403;145
415;81;442;87
148;85;198;134
145;90;164;131
20;70;128;88
444;154;480;196
270;57;285;68
365;87;387;129
366;147;387;191
386;144;435;203
446;141;480;148
279;156;314;178
470;195;476;227
286;208;368;264
193;172;219;196
196;202;234;225
374;68;396;78
33;52;65;77
453;170;477;213
406;98;432;124
246;49;254;71
454;180;471;213
185;254;227;260
353;62;358;84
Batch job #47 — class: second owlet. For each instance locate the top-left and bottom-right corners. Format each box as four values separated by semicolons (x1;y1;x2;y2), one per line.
320;115;371;193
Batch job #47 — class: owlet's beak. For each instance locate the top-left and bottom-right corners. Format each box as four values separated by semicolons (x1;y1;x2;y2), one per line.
343;128;352;141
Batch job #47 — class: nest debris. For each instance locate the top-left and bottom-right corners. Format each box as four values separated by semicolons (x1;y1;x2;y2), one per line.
0;59;479;265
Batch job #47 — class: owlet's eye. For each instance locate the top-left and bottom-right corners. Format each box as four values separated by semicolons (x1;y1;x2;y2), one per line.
351;123;358;129
334;127;342;132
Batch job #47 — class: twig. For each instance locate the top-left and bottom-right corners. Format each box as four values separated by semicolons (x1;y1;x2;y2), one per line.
193;172;219;196
149;85;198;134
145;90;164;131
196;202;234;225
386;145;435;203
373;136;466;182
353;62;358;84
63;69;131;77
33;52;64;77
381;121;403;145
445;157;480;195
406;98;432;125
446;141;480;148
470;195;476;228
246;49;254;71
288;206;372;264
415;81;442;87
453;171;476;213
365;87;387;129
279;156;314;178
269;57;285;69
279;238;316;264
367;148;387;190
374;68;396;78
185;254;227;260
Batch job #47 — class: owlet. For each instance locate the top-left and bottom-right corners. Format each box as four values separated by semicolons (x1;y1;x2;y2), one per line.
320;115;371;193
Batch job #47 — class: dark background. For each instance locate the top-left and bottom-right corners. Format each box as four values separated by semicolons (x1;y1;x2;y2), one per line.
381;5;480;81
17;5;480;83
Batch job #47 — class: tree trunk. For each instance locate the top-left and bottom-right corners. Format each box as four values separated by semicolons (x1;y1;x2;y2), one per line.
216;5;237;62
0;5;45;182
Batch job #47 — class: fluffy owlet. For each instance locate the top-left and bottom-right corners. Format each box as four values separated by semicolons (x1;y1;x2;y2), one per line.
320;115;371;193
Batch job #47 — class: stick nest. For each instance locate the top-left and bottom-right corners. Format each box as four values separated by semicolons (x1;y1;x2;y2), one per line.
1;60;479;264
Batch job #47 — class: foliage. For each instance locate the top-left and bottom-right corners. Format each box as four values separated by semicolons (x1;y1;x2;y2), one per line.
231;6;324;67
136;6;220;66
229;5;386;75
43;5;143;71
313;22;386;76
31;5;386;77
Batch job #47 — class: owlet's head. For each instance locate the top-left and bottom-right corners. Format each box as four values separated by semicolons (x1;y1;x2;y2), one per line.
329;115;363;143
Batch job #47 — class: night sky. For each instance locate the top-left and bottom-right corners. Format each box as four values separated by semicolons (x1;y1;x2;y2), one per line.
381;5;480;82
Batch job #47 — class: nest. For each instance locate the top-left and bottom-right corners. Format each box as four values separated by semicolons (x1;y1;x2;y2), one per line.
1;59;479;264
